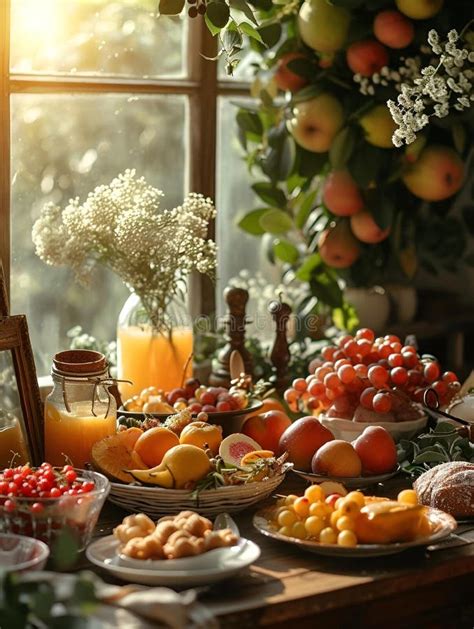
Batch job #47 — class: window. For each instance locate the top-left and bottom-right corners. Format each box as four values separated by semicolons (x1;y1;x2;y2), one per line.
1;1;253;374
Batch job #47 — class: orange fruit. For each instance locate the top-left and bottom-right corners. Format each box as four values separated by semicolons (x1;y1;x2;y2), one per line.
179;421;223;454
133;426;179;468
240;449;274;467
91;427;145;483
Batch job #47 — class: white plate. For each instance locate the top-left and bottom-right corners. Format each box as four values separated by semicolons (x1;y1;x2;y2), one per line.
291;468;399;489
253;507;457;558
86;535;261;586
108;474;286;518
319;414;427;442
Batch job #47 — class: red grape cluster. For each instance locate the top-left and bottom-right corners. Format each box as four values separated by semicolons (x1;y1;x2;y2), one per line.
0;463;95;514
167;379;247;414
284;328;461;417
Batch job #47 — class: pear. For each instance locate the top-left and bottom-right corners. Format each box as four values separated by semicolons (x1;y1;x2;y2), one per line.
298;0;350;53
127;444;212;489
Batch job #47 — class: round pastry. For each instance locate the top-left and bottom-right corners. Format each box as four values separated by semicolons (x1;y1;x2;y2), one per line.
414;462;474;518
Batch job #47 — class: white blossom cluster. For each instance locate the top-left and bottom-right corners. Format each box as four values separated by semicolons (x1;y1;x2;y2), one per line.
387;29;474;146
32;170;217;331
353;56;421;96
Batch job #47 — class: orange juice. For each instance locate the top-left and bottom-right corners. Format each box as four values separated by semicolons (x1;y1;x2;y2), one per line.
44;401;116;468
0;416;29;468
117;325;193;398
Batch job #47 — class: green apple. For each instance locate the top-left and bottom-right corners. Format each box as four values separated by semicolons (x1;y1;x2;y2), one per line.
359;105;397;149
288;93;344;153
298;0;351;53
395;0;443;20
402;145;465;201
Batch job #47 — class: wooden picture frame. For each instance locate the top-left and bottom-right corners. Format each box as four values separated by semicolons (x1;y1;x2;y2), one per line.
0;315;43;465
0;260;8;316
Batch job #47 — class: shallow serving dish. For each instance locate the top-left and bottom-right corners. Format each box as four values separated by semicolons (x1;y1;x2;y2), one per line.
318;414;428;443
108;473;285;518
86;535;260;586
253;506;457;558
0;533;50;572
119;398;263;422
291;468;400;489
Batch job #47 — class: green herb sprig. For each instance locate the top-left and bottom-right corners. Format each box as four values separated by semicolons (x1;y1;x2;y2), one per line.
397;421;474;477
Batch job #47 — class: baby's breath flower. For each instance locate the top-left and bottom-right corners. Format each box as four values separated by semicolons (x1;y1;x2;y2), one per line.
32;170;217;332
387;27;473;145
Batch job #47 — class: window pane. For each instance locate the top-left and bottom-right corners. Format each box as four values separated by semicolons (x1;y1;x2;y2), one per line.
11;0;186;78
11;93;187;374
216;97;279;330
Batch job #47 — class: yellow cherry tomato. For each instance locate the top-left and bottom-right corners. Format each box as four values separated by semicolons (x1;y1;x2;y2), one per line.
277;509;298;528
293;497;310;518
291;522;308;540
285;494;299;506
397;489;418;506
319;527;337;544
278;526;292;537
305;516;325;537
305;484;324;503
336;515;355;532
309;502;328;518
337;530;357;547
345;491;365;508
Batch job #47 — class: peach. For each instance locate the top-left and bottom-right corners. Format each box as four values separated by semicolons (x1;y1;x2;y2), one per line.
278;416;334;471
242;410;292;452
373;10;414;49
346;40;389;77
353;425;397;474
350;210;390;244
402;145;465;201
312;440;362;477
274;52;309;93
319;221;360;268
288;93;344;153
323;170;364;217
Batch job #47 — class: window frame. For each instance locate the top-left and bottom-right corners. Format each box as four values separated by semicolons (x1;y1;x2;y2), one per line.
0;4;249;319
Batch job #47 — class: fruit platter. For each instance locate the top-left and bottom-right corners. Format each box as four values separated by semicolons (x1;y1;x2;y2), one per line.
92;408;291;517
120;377;262;421
254;484;457;558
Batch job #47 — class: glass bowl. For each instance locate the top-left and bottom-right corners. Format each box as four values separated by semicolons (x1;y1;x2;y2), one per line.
0;469;110;550
0;533;50;572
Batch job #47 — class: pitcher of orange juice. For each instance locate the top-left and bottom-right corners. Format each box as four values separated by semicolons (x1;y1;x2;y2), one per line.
44;350;117;468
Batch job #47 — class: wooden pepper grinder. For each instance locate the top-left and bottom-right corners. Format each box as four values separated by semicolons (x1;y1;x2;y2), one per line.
209;286;253;387
269;298;292;394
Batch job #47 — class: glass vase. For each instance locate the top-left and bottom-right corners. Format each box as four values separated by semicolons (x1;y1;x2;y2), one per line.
117;293;193;399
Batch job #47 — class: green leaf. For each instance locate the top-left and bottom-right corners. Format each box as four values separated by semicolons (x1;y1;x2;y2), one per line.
291;84;324;103
236;109;263;137
412;450;449;464
230;0;258;25
237;208;269;235
50;528;80;570
261;135;295;182
287;57;316;79
207;2;231;28
159;0;185;15
258;23;282;48
224;27;243;50
252;182;287;207
310;272;344;308
294;147;328;179
295;189;318;229
273;239;299;263
295;253;322;281
259;208;293;234
332;302;359;332
239;22;264;43
329;127;356;169
205;13;223;36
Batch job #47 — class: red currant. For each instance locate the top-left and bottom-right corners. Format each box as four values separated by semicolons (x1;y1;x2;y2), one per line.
360;387;377;410
4;499;15;512
372;392;392;413
65;470;77;484
31;502;44;514
391;366;408;386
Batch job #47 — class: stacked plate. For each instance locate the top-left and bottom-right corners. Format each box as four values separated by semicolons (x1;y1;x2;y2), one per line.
108;474;285;518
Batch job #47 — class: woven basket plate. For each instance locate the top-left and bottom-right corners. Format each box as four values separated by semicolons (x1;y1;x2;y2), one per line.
108;474;285;518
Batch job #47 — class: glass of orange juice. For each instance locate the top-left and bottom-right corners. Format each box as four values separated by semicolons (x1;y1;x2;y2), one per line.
44;350;116;468
117;293;193;398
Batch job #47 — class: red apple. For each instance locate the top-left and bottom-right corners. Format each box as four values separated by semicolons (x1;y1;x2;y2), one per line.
242;410;292;452
319;221;360;268
373;10;414;49
350;210;391;244
353;425;397;474
274;52;309;93
346;39;389;77
323;170;364;217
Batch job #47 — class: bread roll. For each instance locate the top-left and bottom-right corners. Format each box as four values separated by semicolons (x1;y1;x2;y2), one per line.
414;462;474;518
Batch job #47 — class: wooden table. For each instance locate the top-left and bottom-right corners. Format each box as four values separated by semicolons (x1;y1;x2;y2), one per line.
89;475;474;628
